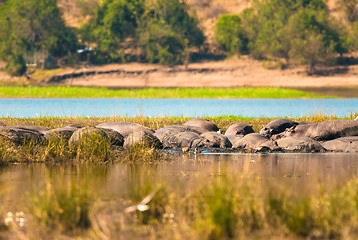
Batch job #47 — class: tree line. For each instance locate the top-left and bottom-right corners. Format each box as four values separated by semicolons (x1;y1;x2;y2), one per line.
0;0;358;76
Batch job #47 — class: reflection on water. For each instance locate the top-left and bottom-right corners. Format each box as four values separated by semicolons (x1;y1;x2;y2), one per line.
1;153;358;202
0;153;358;238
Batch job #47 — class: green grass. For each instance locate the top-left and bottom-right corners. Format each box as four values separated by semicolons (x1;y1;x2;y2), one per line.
0;86;334;98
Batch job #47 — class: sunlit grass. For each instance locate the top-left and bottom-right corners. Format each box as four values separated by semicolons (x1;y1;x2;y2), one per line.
0;86;334;98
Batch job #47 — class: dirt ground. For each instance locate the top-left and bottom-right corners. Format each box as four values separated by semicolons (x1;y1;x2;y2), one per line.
1;57;358;97
49;57;358;89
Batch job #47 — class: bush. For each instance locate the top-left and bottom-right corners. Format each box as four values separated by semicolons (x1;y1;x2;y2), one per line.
286;8;346;71
215;14;248;55
5;54;27;76
221;0;349;70
81;0;204;65
140;22;185;66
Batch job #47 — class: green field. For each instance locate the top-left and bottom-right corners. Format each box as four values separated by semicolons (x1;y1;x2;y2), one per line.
0;86;334;98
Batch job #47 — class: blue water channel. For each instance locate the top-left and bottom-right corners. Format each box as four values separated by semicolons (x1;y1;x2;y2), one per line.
0;98;357;118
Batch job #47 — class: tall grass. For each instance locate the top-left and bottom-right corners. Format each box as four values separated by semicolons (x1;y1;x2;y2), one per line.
0;86;332;98
29;175;92;231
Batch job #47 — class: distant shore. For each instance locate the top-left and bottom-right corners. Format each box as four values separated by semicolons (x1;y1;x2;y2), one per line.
1;58;358;97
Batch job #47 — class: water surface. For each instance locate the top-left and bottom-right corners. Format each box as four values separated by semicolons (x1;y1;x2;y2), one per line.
1;98;357;117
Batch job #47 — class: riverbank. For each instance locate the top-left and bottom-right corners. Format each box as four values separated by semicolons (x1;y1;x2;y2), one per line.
1;58;358;97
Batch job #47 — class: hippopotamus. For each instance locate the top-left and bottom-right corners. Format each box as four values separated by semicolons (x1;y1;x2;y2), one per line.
44;124;82;140
200;132;232;148
0;126;45;145
69;127;109;147
232;133;269;150
184;118;219;132
225;123;255;136
154;125;207;142
260;119;298;138
124;131;162;149
69;127;124;147
161;131;213;149
321;136;358;152
276;137;326;152
96;122;154;138
280;120;358;141
10;125;50;134
296;121;314;125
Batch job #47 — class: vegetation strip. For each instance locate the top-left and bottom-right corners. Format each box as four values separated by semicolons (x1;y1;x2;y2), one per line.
0;86;333;98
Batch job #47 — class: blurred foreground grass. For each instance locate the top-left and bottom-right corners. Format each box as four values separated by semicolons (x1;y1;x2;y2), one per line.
2;164;358;239
0;86;334;98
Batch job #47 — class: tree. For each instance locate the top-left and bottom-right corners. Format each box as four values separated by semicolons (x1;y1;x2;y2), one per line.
286;9;346;71
139;21;185;65
81;0;205;65
0;0;77;74
215;14;248;55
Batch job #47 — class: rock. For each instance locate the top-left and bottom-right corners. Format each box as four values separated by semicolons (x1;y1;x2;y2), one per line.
161;131;212;149
69;127;108;147
154;125;207;142
200;132;232;148
225;123;255;136
232;133;269;150
0;126;45;145
124;131;162;149
96;122;154;138
321;136;358;152
0;121;5;127
184;118;219;132
260;119;298;138
276;137;326;152
281;120;358;141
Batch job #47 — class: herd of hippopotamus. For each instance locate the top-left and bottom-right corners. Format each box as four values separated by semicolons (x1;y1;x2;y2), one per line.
1;118;358;153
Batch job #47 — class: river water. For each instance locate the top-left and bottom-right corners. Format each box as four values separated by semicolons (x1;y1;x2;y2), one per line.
0;98;357;118
3;153;358;203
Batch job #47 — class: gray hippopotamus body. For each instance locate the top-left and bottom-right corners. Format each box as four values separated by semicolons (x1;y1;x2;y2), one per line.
96;122;154;138
225;123;255;136
276;137;326;152
260;119;298;138
232;133;269;150
184;118;219;132
321;136;358;152
282;120;358;141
